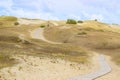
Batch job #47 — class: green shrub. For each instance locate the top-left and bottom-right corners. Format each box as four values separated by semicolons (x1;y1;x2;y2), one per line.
66;19;77;24
78;20;83;23
95;19;98;21
40;24;45;28
14;22;19;25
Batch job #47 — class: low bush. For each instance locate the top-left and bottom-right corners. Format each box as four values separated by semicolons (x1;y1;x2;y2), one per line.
95;19;98;21
78;20;83;23
40;24;45;28
14;22;19;25
66;19;77;24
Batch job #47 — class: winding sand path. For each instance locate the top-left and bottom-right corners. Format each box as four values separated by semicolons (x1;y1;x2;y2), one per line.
30;28;61;44
30;28;112;80
69;55;111;80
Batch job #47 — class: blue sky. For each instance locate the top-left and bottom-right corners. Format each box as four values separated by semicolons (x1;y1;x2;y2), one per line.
0;0;120;24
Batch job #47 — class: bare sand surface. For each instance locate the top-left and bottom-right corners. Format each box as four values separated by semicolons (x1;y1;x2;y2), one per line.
0;54;99;80
18;18;44;25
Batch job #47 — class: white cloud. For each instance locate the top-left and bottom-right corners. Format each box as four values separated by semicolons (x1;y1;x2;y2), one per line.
0;0;13;10
0;0;59;20
67;14;81;20
0;0;120;23
9;8;59;20
90;14;104;21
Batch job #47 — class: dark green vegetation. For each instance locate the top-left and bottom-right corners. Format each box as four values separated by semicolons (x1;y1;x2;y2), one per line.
40;24;46;28
14;22;19;25
66;19;77;24
78;20;83;23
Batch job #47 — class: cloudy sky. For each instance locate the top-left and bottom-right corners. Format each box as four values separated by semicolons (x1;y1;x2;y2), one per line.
0;0;120;24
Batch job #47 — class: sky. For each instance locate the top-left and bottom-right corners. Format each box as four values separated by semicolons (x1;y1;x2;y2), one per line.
0;0;120;24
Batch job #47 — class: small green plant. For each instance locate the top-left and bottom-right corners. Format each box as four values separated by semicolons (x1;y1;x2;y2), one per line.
66;19;77;24
40;24;45;28
14;22;19;25
78;20;83;23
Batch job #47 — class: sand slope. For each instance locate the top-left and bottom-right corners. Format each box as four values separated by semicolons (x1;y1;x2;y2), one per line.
0;54;99;80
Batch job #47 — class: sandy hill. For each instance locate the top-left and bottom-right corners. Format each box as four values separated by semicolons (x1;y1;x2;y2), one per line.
0;16;120;80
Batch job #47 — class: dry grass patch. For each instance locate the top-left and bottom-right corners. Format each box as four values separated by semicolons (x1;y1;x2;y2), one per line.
0;54;16;69
0;16;18;28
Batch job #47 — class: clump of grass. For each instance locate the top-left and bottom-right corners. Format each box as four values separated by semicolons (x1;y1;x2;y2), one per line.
51;52;88;63
78;32;87;35
83;27;95;31
97;29;104;32
78;20;83;23
40;24;45;28
66;19;77;24
14;22;19;25
0;54;15;69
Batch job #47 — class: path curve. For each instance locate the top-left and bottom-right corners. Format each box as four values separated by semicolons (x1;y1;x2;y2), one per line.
69;55;111;80
30;28;61;44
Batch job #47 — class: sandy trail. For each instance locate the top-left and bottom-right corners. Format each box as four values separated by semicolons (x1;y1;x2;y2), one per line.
69;55;111;80
0;53;118;80
30;28;61;44
0;54;99;80
95;56;120;80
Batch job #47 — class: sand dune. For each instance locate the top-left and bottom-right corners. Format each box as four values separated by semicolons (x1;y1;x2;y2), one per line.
0;54;99;80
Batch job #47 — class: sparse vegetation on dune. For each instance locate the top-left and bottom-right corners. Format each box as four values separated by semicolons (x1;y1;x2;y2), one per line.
0;16;18;28
0;22;90;69
0;54;15;69
0;16;120;70
44;20;120;65
0;16;17;21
